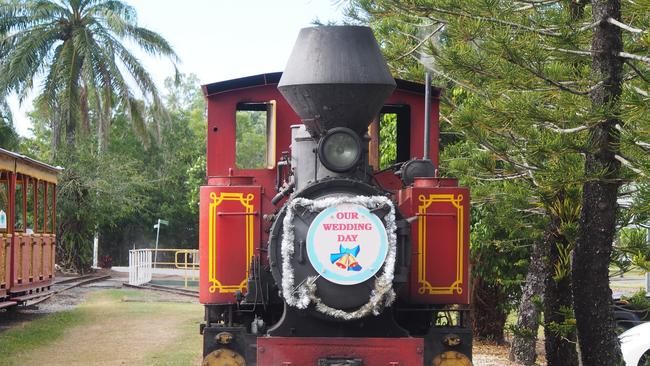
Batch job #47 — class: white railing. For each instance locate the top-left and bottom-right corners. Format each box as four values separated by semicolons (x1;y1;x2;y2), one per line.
129;249;152;285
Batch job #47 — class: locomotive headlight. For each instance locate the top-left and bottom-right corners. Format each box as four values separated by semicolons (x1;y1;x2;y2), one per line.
318;127;362;172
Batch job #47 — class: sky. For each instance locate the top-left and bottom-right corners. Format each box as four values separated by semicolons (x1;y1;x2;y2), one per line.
8;0;348;137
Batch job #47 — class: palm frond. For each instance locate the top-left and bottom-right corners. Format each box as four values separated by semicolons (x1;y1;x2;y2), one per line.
0;24;61;100
123;25;179;62
0;0;177;150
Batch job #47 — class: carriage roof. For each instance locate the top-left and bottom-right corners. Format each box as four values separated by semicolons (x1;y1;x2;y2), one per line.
0;148;63;184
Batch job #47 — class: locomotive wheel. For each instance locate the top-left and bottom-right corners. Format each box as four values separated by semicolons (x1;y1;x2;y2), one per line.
432;351;474;366
201;348;245;366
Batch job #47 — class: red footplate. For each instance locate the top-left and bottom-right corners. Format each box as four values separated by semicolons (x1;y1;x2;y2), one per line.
257;337;423;365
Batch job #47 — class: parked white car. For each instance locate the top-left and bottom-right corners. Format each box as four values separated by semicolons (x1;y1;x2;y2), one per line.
620;322;650;366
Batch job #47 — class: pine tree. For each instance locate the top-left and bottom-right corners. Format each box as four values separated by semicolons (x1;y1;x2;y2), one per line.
347;0;650;364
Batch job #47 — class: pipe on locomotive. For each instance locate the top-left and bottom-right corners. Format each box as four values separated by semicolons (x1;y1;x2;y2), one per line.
423;70;431;161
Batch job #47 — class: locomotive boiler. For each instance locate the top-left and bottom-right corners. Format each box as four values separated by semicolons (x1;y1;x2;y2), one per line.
199;26;472;366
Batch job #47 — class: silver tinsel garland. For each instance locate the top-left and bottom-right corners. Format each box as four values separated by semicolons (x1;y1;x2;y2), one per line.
280;195;397;320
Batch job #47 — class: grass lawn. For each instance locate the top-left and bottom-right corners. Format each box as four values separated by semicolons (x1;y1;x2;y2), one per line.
0;289;203;366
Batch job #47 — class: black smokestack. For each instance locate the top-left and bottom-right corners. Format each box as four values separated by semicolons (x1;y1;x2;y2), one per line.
278;26;396;136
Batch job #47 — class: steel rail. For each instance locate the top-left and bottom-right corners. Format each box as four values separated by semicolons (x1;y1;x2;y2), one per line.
52;273;98;285
122;283;199;298
53;275;112;294
26;274;112;306
146;283;198;295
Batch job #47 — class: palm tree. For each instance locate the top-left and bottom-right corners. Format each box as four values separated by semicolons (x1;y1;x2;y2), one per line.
0;0;179;152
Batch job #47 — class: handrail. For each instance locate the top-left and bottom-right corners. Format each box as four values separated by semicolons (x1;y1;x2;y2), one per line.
174;249;199;287
128;248;199;288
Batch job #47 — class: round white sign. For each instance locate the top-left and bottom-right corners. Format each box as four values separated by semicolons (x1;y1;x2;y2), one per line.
306;203;389;285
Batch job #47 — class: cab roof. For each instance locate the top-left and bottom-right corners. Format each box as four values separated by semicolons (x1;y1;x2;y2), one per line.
201;72;441;98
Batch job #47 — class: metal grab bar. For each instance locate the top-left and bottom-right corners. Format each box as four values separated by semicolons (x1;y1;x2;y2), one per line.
128;248;199;288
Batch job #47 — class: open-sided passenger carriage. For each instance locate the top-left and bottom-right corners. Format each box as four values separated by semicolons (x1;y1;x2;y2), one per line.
0;148;61;310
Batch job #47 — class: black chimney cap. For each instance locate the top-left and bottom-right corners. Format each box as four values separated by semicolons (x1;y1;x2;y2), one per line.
278;26;396;135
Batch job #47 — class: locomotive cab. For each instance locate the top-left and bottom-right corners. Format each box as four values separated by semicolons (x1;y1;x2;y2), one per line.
199;26;471;366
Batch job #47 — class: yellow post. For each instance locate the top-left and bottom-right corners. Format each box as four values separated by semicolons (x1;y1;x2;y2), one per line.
184;251;189;288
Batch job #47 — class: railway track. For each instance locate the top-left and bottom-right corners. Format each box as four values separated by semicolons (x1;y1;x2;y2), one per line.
26;274;112;306
122;282;199;298
53;273;99;285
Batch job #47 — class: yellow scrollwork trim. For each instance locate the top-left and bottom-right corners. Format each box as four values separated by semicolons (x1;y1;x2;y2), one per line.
417;194;464;295
208;192;255;294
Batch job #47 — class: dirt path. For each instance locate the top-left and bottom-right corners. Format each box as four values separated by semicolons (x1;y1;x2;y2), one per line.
1;284;538;366
2;289;203;366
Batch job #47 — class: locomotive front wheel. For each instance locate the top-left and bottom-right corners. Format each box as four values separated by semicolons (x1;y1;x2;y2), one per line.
432;351;474;366
201;348;245;366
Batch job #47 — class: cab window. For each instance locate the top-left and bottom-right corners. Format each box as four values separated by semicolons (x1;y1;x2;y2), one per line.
235;101;276;169
369;104;411;171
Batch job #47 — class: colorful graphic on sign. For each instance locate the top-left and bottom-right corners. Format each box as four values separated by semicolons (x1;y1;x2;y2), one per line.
330;245;362;271
307;203;388;285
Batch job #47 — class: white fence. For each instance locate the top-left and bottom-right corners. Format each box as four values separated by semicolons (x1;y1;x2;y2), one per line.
129;249;153;285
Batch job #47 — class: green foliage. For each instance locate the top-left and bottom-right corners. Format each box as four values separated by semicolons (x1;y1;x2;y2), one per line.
507;322;537;340
0;0;186;270
0;117;19;150
612;227;650;274
186;155;206;216
55;141;153;271
17;72;206;269
548;191;582;281
347;3;650;350
546;306;577;338
235;110;267;169
0;99;20;150
553;241;573;282
442;138;543;318
620;289;650;312
379;113;397;169
98;74;206;264
468;180;541;311
0;0;179;150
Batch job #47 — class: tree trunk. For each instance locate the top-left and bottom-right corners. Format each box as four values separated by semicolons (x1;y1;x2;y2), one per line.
572;1;623;365
65;99;78;146
509;237;546;365
80;84;90;136
544;207;578;366
65;48;82;147
544;266;578;366
471;275;507;342
51;113;61;156
97;89;111;153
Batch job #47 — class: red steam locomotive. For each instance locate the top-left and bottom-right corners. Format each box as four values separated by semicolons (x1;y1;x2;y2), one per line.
199;26;472;366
